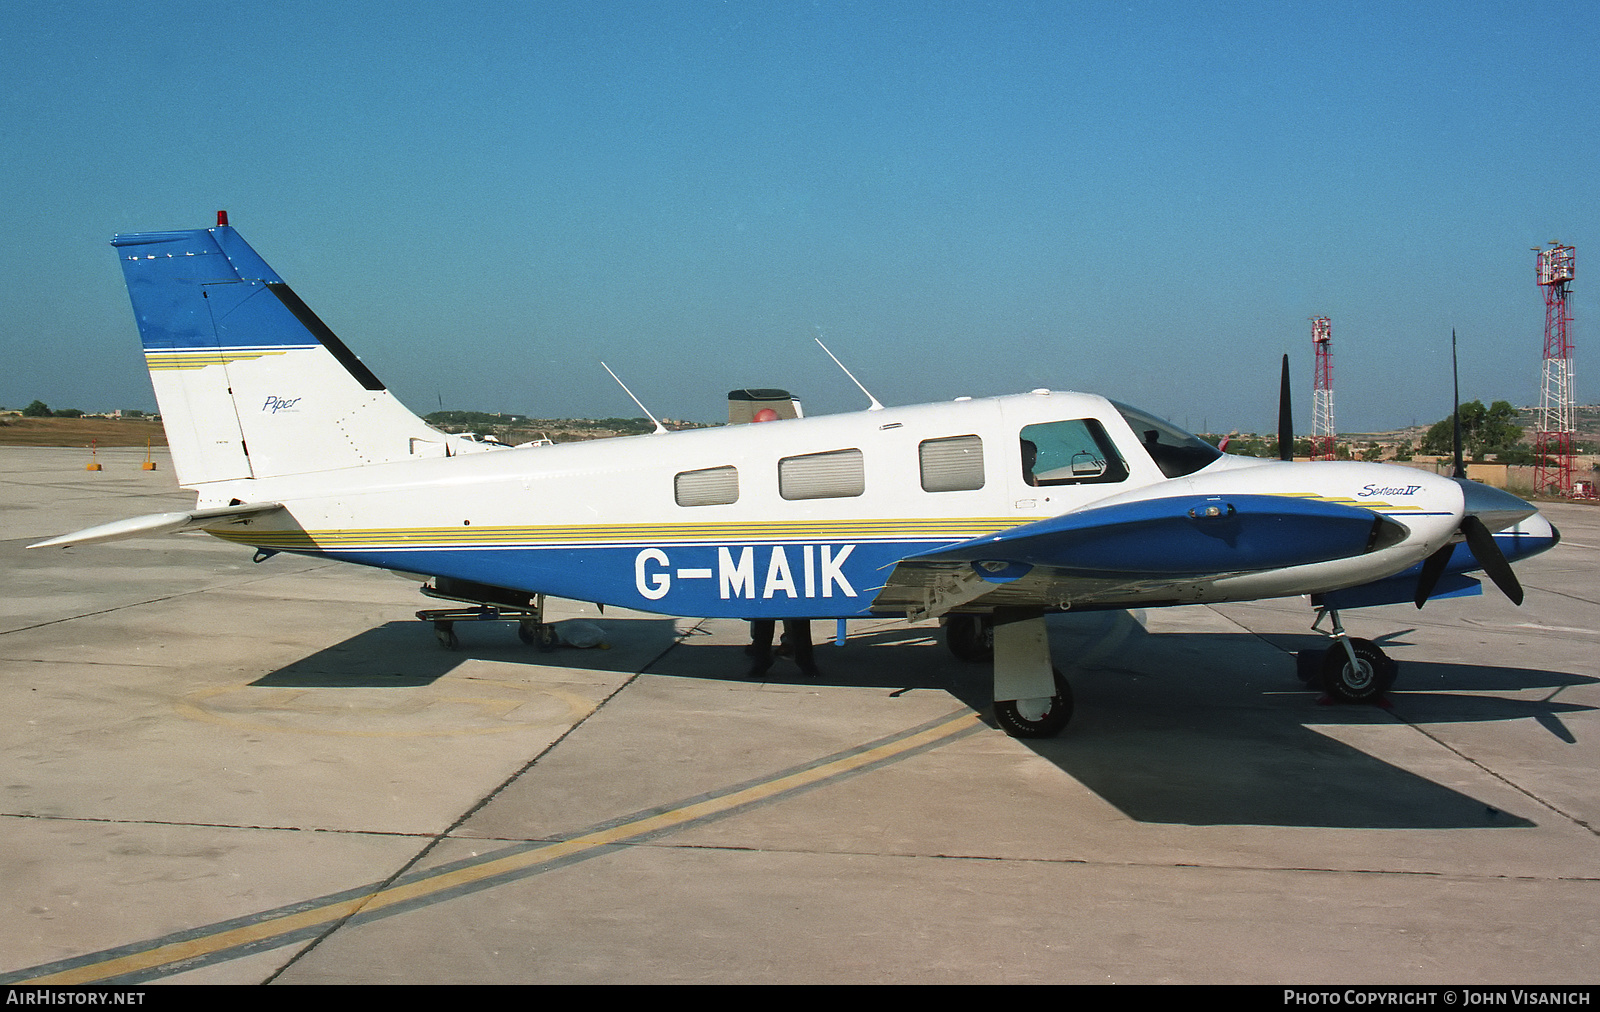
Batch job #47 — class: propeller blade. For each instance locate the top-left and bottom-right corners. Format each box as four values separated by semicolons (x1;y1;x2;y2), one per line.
1451;330;1465;479
1461;514;1524;606
1279;354;1293;461
1413;542;1456;608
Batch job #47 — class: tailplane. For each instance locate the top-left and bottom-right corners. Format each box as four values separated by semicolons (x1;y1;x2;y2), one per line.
115;213;489;486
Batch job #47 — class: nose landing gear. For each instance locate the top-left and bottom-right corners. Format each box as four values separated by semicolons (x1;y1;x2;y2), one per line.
1306;605;1397;703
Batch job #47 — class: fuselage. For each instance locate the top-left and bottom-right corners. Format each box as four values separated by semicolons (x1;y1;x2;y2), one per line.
193;389;1478;620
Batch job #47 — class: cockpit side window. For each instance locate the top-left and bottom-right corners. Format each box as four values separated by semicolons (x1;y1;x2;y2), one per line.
1111;402;1222;479
1018;419;1128;486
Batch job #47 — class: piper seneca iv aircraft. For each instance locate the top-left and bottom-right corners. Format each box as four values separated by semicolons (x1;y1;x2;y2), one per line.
32;214;1561;738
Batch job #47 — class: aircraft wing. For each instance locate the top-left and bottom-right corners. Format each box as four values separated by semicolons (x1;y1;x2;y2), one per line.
874;493;1407;618
27;502;286;550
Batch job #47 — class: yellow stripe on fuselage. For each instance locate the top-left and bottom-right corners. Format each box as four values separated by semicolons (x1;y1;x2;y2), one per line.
1271;491;1424;512
205;517;1024;551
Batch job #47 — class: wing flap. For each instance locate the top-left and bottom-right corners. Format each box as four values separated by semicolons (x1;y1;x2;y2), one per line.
27;503;285;549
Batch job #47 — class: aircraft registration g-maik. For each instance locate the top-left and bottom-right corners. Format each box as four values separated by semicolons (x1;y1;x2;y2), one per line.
33;214;1561;738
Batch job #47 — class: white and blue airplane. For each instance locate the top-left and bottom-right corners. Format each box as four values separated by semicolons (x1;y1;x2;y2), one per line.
31;215;1560;738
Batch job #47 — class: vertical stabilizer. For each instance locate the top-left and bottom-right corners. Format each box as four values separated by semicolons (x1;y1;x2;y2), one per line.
115;219;477;486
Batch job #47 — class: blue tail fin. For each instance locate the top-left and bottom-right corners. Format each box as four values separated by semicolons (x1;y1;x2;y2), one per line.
115;218;470;487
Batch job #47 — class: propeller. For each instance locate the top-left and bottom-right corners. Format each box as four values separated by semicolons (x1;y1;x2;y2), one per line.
1413;536;1454;607
1278;354;1293;461
1414;507;1525;608
1462;514;1524;605
1450;329;1465;479
1414;330;1527;608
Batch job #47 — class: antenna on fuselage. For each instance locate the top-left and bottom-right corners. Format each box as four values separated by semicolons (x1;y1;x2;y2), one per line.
814;337;884;411
601;362;668;434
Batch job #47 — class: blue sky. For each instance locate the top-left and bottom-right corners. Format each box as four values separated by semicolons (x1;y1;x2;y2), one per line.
2;1;1595;433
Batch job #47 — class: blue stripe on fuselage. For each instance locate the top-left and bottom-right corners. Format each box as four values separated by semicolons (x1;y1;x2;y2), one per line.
296;541;931;619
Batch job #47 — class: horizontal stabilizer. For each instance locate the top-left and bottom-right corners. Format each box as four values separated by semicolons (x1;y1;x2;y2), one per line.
912;494;1404;576
28;502;284;549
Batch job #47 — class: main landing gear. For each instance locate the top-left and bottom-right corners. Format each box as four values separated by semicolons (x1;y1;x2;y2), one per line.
944;611;1073;739
942;613;995;662
993;665;1074;739
1303;605;1398;703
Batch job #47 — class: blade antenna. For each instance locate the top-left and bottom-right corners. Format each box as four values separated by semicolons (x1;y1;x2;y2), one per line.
815;337;884;411
601;362;667;434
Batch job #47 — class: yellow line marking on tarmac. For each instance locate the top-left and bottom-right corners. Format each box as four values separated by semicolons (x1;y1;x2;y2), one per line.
21;901;372;985
14;709;983;985
373;710;983;910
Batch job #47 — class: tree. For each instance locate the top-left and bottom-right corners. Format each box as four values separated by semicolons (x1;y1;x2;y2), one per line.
1419;400;1523;461
22;400;52;417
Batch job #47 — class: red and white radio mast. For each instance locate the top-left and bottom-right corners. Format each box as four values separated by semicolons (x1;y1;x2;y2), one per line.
1310;316;1335;460
1534;243;1575;496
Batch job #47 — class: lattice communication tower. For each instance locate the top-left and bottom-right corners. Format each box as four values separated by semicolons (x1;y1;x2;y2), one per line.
1311;316;1335;460
1534;243;1575;496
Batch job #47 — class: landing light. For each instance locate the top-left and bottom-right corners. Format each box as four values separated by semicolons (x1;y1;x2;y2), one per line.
1189;502;1236;519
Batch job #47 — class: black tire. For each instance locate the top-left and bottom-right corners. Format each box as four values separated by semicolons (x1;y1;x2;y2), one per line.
994;667;1074;739
1320;638;1395;703
945;614;995;662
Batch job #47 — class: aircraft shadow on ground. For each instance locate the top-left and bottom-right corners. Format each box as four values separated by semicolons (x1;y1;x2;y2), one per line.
747;615;1590;831
248;613;1588;831
663;621;957;690
980;616;1589;829
249;616;683;687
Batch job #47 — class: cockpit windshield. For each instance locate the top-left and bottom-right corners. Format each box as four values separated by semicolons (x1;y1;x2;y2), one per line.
1112;402;1222;479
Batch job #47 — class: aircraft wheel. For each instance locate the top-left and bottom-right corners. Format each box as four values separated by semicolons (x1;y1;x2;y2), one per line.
1320;638;1395;703
945;614;994;662
994;667;1073;738
433;622;459;651
518;620;558;650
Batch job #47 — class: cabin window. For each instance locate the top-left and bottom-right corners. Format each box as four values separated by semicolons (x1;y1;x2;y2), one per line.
919;435;985;492
779;448;865;500
1019;419;1129;486
675;465;740;506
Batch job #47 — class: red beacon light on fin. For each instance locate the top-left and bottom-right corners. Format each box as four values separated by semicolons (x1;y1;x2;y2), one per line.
216;210;229;227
